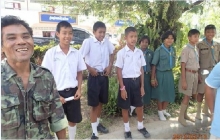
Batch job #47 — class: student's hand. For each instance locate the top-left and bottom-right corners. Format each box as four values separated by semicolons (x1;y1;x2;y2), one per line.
104;65;112;76
151;78;158;88
140;86;145;97
121;90;127;100
198;74;202;84
60;96;66;104
89;67;98;76
182;80;187;90
74;89;81;100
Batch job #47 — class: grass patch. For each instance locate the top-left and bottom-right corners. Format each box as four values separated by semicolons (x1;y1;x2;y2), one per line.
75;119;92;139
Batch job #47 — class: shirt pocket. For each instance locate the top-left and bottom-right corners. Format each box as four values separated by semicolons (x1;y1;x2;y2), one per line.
135;54;142;67
32;92;52;121
1;94;20;130
200;48;209;55
160;55;167;65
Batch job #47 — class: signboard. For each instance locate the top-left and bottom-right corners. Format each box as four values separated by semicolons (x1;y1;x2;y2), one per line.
39;13;77;24
115;20;133;26
4;2;21;10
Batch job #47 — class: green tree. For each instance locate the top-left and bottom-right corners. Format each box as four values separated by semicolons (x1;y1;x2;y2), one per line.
44;0;204;50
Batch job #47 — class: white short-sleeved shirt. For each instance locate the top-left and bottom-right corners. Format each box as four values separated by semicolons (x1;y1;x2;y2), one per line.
79;37;115;72
205;62;220;137
41;45;87;90
115;45;146;78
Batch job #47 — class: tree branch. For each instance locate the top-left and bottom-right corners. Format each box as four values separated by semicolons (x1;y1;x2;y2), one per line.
183;0;204;12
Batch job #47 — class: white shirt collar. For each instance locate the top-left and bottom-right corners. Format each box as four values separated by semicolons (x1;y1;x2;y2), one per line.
125;45;138;52
56;44;76;53
92;37;105;44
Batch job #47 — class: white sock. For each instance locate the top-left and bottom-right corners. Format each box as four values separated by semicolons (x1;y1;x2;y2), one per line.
124;122;130;132
97;118;100;125
91;122;98;136
130;106;136;114
68;125;76;140
137;121;144;130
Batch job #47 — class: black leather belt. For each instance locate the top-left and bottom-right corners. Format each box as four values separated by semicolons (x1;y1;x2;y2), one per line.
124;77;140;80
97;72;105;76
59;88;73;92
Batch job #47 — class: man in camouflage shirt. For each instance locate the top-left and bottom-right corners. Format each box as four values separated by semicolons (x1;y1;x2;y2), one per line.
1;16;67;139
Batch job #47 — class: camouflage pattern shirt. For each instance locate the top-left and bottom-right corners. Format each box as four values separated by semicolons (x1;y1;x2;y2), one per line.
1;60;67;139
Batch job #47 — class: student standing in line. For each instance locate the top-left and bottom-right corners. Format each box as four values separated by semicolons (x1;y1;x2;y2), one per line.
42;21;87;139
115;27;151;139
129;35;154;116
151;31;176;121
196;24;220;120
178;29;200;126
79;21;115;139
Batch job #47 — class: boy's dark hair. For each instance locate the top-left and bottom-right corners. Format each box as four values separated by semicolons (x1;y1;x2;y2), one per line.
125;27;137;36
93;21;106;31
138;35;151;45
204;24;216;32
161;31;176;42
1;15;33;43
56;21;72;33
188;29;200;37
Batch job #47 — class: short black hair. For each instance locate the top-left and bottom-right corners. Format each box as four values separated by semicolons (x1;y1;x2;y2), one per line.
56;21;72;33
204;24;216;32
188;29;200;37
1;15;33;43
93;21;106;32
138;35;150;45
125;27;137;36
161;31;176;42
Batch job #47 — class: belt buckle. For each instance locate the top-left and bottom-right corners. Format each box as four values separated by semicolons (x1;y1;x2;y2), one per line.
100;72;104;76
65;88;70;91
145;72;149;74
132;77;136;80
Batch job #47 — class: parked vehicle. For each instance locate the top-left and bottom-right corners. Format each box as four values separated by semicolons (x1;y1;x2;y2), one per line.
33;27;93;46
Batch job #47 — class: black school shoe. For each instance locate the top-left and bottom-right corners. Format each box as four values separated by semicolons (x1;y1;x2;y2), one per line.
124;131;132;139
91;133;98;139
138;127;151;138
97;123;109;133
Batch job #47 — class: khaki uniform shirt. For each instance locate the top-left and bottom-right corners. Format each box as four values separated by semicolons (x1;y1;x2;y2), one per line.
1;60;67;139
180;45;200;70
197;40;220;70
178;45;200;96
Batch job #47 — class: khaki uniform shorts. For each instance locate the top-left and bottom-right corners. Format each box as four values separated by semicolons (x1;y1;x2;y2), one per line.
197;74;208;94
178;71;198;96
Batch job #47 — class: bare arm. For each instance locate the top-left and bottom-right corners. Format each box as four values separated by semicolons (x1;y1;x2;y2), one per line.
140;67;144;88
205;84;215;114
181;62;186;81
77;71;83;90
151;65;156;80
117;67;124;88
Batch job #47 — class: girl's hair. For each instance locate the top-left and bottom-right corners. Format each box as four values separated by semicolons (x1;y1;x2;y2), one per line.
138;35;150;45
161;31;176;42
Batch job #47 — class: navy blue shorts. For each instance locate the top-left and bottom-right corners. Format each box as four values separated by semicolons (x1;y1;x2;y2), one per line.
87;74;109;107
58;87;82;123
117;77;143;109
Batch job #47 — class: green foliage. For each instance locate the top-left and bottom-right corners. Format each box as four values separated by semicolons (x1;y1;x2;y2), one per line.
103;77;121;116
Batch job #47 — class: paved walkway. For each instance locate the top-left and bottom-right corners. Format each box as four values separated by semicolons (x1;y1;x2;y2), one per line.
94;114;211;139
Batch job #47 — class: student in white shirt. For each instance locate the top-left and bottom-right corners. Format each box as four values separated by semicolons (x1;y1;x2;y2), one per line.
42;21;87;140
115;27;151;139
79;21;115;139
